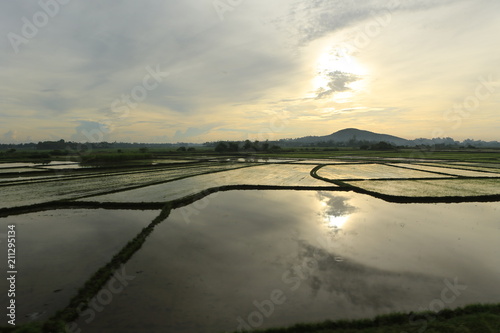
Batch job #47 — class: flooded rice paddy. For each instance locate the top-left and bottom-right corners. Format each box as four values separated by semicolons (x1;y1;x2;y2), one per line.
0;209;159;322
76;191;500;333
0;157;499;332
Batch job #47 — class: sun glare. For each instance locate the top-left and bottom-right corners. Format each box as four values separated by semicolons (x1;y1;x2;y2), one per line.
326;215;349;229
312;47;368;92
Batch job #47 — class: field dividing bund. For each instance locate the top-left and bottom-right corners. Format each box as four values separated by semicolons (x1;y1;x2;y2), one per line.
289;160;363;165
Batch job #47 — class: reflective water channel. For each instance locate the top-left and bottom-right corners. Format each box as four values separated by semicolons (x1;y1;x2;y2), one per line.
73;190;500;333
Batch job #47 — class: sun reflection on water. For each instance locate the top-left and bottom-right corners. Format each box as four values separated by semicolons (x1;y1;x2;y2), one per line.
318;192;356;230
326;214;349;229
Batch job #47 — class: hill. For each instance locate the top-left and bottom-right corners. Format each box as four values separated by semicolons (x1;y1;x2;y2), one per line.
285;128;411;146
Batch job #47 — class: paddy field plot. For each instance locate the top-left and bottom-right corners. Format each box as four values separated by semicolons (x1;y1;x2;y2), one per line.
75;191;500;333
78;164;334;203
447;161;500;168
417;163;500;174
152;159;199;164
1;158;500;332
0;167;49;174
0;161;78;169
0;209;159;323
316;163;450;180
0;163;246;209
346;179;500;197
389;163;500;177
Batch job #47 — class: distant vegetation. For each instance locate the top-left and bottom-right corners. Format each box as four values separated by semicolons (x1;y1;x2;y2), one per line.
1;128;499;161
214;140;281;153
2;128;500;165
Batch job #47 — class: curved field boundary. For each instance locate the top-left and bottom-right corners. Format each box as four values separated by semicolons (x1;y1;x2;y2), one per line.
310;165;500;203
1;180;500;331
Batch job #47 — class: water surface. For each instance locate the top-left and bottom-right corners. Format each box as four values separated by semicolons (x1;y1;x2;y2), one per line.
79;190;500;333
0;209;159;323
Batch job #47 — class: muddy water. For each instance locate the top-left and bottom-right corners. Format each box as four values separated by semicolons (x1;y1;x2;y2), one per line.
75;190;500;333
0;209;159;324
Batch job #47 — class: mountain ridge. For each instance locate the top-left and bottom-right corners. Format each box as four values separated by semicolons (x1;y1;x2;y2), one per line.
288;128;410;145
280;128;500;147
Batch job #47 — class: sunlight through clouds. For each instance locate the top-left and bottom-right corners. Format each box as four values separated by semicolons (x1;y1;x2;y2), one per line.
0;0;499;142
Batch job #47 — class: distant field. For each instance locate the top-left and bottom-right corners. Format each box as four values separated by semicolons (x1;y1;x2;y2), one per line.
1;153;499;332
260;149;500;163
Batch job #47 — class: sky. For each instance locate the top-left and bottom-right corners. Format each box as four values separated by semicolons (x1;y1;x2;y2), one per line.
1;0;499;143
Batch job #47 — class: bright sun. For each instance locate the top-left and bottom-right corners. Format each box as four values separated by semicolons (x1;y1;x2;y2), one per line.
312;47;368;93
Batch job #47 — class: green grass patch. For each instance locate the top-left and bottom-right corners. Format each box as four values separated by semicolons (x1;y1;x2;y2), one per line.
231;303;500;333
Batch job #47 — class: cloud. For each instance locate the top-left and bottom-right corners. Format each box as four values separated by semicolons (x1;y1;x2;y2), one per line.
0;0;499;142
318;192;357;217
71;121;111;143
3;130;18;142
173;123;221;141
283;0;465;45
316;71;361;99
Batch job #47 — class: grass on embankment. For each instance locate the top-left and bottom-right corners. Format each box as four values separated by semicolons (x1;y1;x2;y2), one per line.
232;303;500;333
